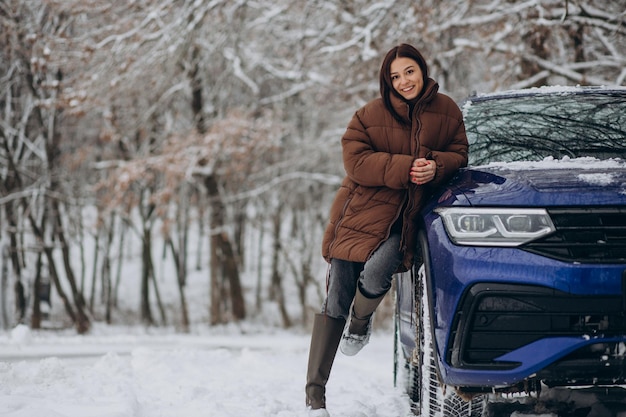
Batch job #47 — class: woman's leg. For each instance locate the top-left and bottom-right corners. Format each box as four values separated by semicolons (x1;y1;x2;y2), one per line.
322;259;363;319
340;234;403;356
305;259;362;413
359;233;403;297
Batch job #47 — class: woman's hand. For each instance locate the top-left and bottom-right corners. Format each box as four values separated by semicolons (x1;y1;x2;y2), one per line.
410;158;436;185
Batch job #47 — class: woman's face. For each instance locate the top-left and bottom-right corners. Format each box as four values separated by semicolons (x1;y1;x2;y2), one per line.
390;57;424;101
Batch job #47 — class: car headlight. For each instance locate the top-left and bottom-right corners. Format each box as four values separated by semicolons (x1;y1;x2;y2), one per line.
435;207;556;246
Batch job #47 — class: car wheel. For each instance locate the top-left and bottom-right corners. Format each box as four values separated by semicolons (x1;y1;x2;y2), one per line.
409;264;486;417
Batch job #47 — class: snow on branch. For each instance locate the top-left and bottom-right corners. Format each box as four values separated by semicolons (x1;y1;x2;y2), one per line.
508;70;551;90
223;48;260;95
259;81;315;105
522;53;611;86
221;171;342;203
429;0;538;32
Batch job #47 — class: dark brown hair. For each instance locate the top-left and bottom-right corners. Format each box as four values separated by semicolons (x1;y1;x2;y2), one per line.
379;44;429;124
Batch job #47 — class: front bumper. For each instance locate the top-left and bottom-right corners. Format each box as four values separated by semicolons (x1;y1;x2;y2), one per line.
447;282;626;387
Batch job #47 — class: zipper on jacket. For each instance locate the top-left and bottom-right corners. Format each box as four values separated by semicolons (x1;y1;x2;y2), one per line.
398;106;423;254
399;189;413;254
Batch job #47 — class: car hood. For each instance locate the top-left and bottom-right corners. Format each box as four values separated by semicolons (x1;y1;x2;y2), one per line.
447;157;626;207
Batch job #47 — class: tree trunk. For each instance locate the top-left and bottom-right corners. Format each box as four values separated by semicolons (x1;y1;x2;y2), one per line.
209;239;222;325
77;210;87;295
102;215;115;323
4;207;25;325
51;200;90;334
113;217;126;307
30;252;44;329
196;200;205;272
569;24;586;82
26;209;81;330
269;207;291;328
520;23;550;86
150;261;167;326
216;231;246;320
89;233;99;310
188;45;244;323
167;236;190;331
1;244;9;329
205;175;246;324
43;245;77;326
140;227;154;325
300;261;313;325
255;221;265;313
234;204;245;269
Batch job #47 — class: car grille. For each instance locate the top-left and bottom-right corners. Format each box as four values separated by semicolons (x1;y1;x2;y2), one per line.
522;207;626;263
449;283;626;369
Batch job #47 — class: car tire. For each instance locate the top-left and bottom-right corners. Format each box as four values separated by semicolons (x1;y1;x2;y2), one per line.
407;263;486;417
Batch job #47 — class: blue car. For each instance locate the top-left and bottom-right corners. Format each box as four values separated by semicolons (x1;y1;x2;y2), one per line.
395;86;626;416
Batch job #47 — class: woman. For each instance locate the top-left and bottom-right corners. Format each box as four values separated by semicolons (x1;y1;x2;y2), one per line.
305;44;468;417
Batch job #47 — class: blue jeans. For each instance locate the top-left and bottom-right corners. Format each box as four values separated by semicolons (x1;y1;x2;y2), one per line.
322;234;403;320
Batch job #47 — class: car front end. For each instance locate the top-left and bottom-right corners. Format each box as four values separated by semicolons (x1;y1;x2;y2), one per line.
396;87;626;400
423;162;626;389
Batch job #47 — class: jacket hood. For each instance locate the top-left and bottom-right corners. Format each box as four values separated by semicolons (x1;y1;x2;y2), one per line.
444;158;626;207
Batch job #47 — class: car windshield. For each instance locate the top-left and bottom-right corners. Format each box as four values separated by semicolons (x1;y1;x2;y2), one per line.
463;89;626;165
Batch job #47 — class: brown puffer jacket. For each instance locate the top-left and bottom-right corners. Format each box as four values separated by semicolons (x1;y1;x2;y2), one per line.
321;79;468;272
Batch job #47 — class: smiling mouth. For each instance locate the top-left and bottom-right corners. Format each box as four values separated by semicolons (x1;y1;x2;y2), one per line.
401;86;414;93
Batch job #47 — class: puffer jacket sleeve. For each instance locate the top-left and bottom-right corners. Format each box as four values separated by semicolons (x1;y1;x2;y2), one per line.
341;108;414;190
425;97;469;188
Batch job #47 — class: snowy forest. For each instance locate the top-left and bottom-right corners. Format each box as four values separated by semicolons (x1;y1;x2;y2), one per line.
1;0;625;334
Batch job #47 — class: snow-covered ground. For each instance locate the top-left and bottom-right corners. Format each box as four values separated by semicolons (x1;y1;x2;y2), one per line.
0;323;411;417
3;323;626;417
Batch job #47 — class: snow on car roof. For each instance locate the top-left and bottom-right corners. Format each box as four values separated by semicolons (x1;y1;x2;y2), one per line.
476;156;626;171
461;85;626;114
472;84;626;98
475;157;626;191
